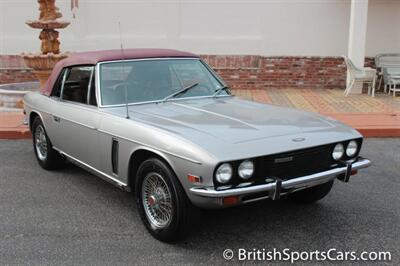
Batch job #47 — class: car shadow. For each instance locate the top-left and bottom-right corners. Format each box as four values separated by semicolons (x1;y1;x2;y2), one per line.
181;200;335;246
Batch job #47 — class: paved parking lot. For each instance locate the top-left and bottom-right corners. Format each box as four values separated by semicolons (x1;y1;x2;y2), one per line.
0;139;399;265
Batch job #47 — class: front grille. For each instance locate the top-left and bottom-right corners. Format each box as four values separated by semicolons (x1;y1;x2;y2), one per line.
254;144;335;181
213;138;363;189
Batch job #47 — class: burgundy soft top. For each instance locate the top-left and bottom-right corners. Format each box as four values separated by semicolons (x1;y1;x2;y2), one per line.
41;49;199;96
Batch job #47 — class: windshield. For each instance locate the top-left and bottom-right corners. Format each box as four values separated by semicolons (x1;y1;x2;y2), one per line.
99;59;229;106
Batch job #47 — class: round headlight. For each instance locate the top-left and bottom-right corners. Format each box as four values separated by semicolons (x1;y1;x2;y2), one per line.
332;143;344;160
215;163;233;184
346;140;358;157
238;160;254;179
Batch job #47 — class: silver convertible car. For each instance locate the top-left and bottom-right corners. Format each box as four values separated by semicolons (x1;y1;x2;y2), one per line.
24;49;371;242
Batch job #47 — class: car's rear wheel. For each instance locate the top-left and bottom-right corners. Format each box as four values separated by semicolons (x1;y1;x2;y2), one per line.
32;117;64;170
287;180;334;204
135;158;200;242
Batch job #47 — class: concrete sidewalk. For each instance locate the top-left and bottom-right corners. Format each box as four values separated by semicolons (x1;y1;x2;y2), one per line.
0;112;30;139
1;88;399;139
323;113;400;137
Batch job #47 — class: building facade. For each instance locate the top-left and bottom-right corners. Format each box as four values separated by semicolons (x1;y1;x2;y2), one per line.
0;0;399;89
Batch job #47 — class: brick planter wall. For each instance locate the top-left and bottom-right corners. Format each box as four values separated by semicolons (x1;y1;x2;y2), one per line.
0;55;36;84
201;55;375;90
0;54;374;89
0;69;36;84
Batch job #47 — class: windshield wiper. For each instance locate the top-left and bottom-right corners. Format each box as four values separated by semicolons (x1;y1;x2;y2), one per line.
162;82;200;102
213;85;230;97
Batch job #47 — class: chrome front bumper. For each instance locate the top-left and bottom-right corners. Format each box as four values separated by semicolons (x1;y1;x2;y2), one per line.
190;158;371;199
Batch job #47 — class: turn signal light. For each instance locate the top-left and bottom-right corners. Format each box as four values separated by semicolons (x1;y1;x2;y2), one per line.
222;196;239;206
187;174;201;183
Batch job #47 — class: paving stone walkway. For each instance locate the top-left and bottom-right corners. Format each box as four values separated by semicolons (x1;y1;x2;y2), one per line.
233;88;400;113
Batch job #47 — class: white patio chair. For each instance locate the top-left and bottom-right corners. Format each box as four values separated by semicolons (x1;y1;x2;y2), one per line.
343;56;377;97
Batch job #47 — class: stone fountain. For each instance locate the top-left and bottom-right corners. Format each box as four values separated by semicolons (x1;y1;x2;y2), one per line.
22;0;70;86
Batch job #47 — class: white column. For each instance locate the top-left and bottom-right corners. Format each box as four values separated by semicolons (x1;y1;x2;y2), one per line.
0;0;4;54
347;0;369;94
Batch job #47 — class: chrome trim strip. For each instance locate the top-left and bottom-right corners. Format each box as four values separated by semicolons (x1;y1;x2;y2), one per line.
87;66;95;104
95;62;101;108
59;68;68;99
242;194;272;204
97;128;202;165
53;146;128;187
99;57;199;65
190;158;372;197
199;59;227;87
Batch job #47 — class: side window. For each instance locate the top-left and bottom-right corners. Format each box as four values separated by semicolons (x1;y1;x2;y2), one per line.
61;66;93;104
51;68;66;98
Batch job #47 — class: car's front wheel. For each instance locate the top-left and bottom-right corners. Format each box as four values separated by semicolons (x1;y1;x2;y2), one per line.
32;117;64;170
135;158;200;242
287;180;334;204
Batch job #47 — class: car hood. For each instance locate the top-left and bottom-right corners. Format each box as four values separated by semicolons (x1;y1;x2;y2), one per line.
105;97;361;161
126;97;341;143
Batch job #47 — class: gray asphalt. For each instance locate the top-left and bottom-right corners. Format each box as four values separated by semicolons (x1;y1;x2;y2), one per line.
0;139;399;265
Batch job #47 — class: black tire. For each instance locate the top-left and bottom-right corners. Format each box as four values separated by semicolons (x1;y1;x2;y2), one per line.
135;158;200;242
287;180;334;204
32;116;64;170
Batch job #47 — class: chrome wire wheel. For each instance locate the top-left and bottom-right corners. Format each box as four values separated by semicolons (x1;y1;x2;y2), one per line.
34;125;47;161
142;172;174;229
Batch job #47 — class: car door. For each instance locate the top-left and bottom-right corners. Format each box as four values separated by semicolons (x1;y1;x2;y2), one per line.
41;68;67;148
51;65;101;169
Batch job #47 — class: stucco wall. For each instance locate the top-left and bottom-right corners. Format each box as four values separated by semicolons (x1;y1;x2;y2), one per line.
366;0;400;55
0;0;399;56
